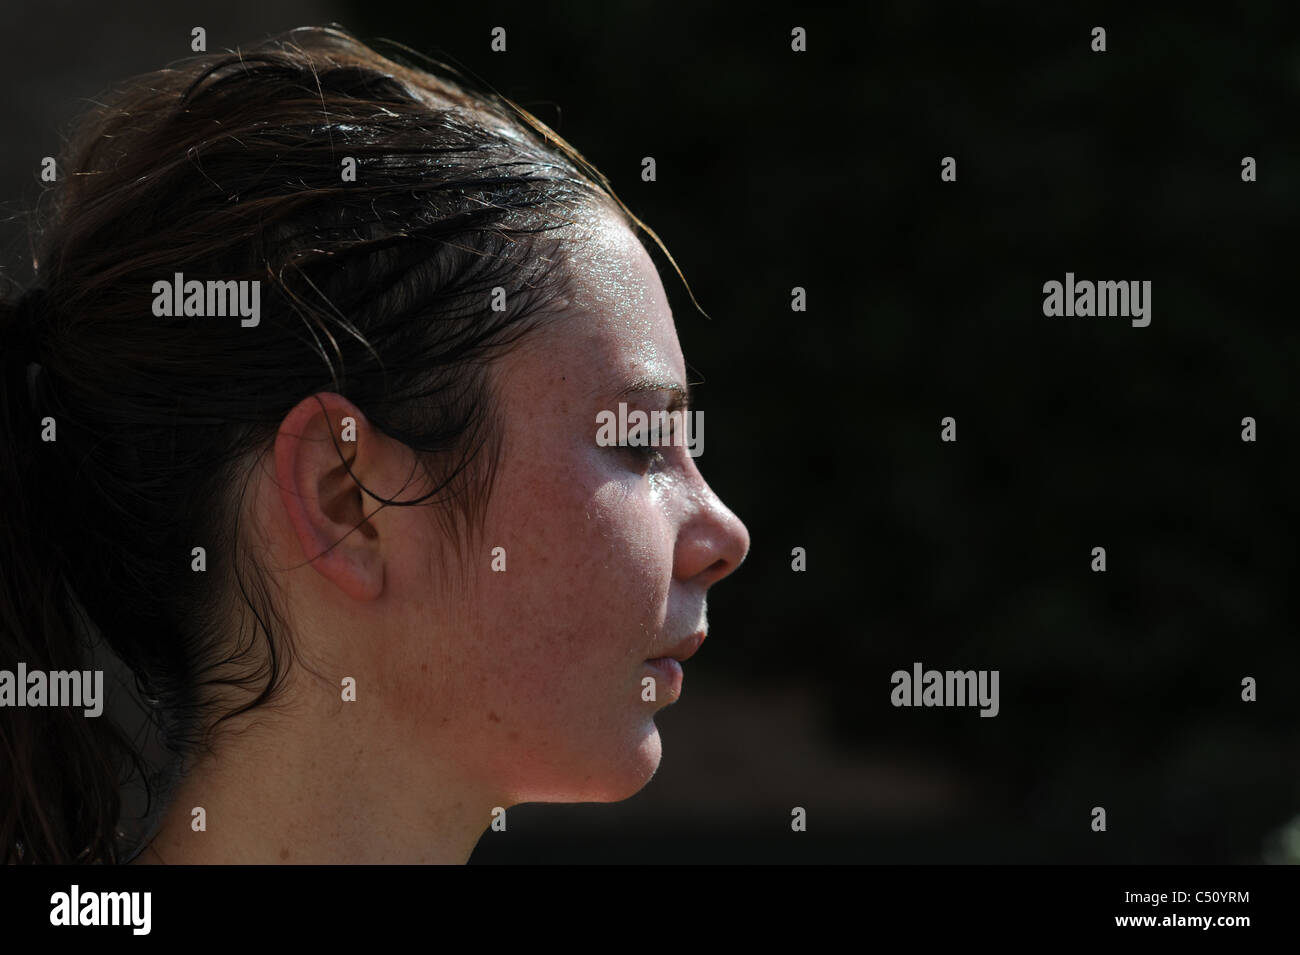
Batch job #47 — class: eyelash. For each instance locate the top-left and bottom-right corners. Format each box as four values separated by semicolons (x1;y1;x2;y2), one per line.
624;445;666;471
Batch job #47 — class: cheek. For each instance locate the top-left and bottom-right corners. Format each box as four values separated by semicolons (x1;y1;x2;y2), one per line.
396;440;678;793
586;480;674;635
471;462;670;703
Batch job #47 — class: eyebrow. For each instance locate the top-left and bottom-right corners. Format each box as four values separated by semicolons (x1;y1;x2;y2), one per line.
613;376;691;411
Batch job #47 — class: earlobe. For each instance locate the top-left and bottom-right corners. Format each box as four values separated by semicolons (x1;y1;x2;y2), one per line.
273;393;385;601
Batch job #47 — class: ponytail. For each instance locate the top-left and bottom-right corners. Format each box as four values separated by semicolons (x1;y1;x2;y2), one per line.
0;290;137;864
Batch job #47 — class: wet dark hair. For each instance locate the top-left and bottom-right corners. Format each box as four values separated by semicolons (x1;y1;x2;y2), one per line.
0;24;689;863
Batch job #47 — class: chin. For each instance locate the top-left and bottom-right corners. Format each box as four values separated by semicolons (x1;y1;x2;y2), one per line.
528;724;664;804
599;725;664;801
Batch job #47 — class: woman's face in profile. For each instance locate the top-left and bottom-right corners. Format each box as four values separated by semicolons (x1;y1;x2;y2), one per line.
374;205;750;806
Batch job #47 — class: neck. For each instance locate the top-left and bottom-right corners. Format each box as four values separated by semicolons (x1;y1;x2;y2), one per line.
135;712;491;864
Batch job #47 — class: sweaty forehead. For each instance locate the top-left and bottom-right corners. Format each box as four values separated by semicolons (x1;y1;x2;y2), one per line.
563;212;656;323
551;210;684;392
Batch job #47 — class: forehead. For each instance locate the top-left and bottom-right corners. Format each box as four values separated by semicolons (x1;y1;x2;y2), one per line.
543;207;685;396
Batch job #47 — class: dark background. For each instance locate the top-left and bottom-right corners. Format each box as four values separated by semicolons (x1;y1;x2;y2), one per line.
2;1;1298;863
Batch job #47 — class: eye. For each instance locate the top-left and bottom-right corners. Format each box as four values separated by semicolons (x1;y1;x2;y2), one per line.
624;444;666;472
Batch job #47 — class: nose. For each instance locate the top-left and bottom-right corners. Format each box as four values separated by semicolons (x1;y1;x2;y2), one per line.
674;477;750;588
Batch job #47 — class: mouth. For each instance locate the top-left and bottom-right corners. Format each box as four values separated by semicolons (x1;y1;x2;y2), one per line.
643;632;704;700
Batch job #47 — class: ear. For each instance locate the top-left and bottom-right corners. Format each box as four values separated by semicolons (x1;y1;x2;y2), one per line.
273;392;389;602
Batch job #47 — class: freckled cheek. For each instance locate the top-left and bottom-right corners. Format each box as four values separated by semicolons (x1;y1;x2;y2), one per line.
476;581;635;730
449;460;663;714
443;571;598;721
589;485;674;608
485;570;620;697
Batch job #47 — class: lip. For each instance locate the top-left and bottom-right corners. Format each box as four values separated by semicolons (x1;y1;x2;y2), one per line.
648;630;705;663
643;657;683;699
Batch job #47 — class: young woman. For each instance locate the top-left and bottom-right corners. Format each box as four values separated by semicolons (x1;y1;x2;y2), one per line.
0;25;749;864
